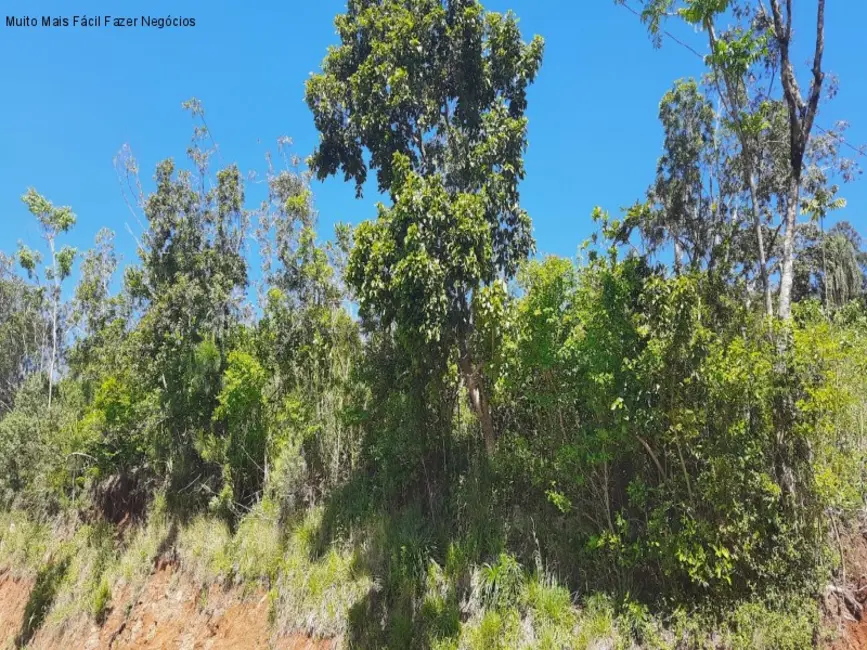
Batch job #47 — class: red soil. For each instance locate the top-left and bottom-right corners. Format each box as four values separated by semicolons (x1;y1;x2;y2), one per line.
825;525;867;650
0;570;33;645
0;564;336;649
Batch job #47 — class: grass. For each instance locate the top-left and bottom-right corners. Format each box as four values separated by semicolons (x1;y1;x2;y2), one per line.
725;598;816;650
231;500;283;585
0;502;821;650
17;557;69;646
0;511;52;576
177;515;233;582
109;495;170;588
273;507;374;639
43;522;114;626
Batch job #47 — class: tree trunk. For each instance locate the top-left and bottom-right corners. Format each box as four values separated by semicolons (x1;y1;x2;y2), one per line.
48;294;56;409
778;174;801;319
704;22;775;318
769;0;826;319
458;351;495;455
48;237;58;410
745;167;773;317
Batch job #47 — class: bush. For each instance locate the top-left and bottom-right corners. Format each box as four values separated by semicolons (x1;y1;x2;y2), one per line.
486;258;867;601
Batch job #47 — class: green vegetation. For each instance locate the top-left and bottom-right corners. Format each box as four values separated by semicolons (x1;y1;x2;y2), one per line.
1;0;865;648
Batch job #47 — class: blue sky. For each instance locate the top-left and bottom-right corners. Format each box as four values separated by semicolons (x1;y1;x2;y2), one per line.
2;0;866;283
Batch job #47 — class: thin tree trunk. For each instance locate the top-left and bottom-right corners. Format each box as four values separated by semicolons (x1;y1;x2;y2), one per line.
458;350;495;455
819;213;830;308
769;0;826;319
778;174;801;319
602;461;615;534
705;23;772;316
48;236;58;410
49;296;56;409
746;167;774;317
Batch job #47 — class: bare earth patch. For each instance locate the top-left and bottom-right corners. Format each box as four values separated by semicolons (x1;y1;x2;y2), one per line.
0;570;34;646
825;525;867;650
0;563;336;649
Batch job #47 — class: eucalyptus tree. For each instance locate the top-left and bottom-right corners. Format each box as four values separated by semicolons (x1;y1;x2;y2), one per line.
73;228;119;340
256;140;360;491
655;1;777;314
0;255;49;414
634;75;773;295
625;0;830;319
638;79;725;272
766;0;827;318
306;0;544;453
69;229;128;369
122;101;250;489
17;189;77;408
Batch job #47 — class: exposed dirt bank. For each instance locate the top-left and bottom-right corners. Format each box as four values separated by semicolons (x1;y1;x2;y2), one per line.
6;550;867;649
824;525;867;650
0;565;336;649
0;571;33;646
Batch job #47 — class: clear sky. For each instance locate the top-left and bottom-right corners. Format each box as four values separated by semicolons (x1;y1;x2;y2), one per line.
2;1;865;281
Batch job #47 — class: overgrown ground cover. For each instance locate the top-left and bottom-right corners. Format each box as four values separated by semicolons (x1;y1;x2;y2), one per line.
2;0;867;648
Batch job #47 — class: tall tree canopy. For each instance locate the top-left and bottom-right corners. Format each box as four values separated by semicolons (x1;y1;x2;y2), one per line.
17;190;77;409
624;0;834;319
306;0;543;452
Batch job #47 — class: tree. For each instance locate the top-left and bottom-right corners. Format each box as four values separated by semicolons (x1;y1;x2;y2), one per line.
255;139;360;494
73;229;120;339
767;0;827;318
18;189;77;409
69;228;127;377
795;220;866;309
637;79;722;272
121;101;250;491
631;1;777;314
625;0;830;319
306;0;544;452
823;225;865;308
0;255;49;414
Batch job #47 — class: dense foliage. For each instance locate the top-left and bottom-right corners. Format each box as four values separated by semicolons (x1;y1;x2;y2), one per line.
2;1;867;648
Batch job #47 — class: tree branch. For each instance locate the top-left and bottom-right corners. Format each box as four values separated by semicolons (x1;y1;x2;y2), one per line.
802;0;826;154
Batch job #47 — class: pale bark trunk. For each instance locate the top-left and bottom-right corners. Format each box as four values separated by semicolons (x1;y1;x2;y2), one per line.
769;0;826;319
48;236;58;410
705;23;772;316
49;296;56;409
458;351;495;455
746;168;774;317
778;174;800;319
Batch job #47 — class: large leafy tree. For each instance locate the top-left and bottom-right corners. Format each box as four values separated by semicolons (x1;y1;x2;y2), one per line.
306;0;544;452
